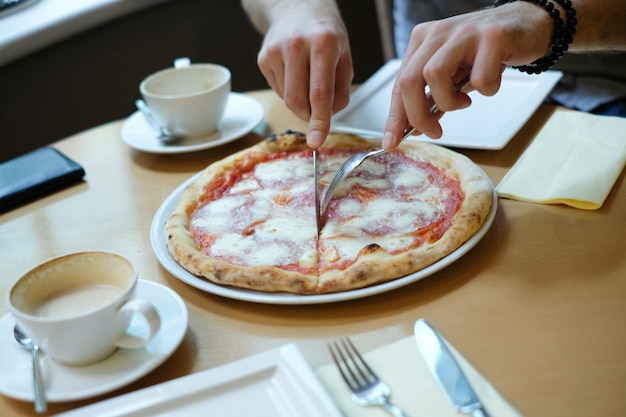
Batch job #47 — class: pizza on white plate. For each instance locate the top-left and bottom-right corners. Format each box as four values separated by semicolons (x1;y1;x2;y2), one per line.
165;131;493;294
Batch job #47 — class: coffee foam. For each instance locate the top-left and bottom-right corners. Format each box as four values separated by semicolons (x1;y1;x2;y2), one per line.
35;284;124;319
10;252;135;316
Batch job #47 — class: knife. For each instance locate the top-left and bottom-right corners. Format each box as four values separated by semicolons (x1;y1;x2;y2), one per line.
313;148;321;236
414;319;491;417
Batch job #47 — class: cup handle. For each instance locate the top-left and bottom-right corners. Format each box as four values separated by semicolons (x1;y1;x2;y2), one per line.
114;299;161;349
174;57;190;68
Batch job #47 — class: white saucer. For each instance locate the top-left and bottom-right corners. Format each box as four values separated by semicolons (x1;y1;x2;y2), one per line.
0;280;188;403
121;92;265;154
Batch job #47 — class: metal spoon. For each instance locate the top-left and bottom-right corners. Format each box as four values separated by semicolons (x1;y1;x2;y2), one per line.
134;99;180;144
13;325;47;413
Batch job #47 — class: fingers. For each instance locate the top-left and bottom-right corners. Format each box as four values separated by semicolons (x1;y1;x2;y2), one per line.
257;48;284;99
383;33;448;148
382;82;411;149
383;13;512;149
307;32;338;148
332;53;354;114
258;29;316;122
283;36;314;121
470;37;506;97
255;18;353;149
307;38;353;148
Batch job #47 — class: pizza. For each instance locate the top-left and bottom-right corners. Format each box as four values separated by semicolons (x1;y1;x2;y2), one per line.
165;131;492;295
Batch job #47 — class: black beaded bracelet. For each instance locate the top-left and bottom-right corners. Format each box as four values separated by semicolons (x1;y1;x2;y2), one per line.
494;0;577;74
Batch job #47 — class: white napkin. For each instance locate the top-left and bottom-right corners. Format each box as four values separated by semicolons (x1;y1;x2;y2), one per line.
496;109;626;210
316;336;523;417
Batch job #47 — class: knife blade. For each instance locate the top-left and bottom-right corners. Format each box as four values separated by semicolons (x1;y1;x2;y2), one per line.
313;148;321;236
414;319;491;417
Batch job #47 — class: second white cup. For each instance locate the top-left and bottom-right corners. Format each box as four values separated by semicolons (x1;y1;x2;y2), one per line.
8;251;161;366
140;62;231;138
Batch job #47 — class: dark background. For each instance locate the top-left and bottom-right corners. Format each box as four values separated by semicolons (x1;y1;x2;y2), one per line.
0;0;385;162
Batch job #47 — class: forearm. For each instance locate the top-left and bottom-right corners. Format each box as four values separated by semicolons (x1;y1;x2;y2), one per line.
241;0;342;34
496;0;626;54
567;0;626;51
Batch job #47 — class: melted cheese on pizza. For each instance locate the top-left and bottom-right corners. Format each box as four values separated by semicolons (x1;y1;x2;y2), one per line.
190;151;318;272
189;147;462;276
319;152;461;271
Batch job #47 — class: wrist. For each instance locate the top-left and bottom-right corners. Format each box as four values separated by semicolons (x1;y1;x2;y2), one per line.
269;0;341;25
494;0;577;74
243;0;341;33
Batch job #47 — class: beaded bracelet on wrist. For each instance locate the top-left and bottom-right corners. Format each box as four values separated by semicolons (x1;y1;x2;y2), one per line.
493;0;577;74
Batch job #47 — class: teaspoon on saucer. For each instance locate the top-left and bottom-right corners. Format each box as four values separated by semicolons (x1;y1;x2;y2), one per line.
13;325;47;413
134;99;181;144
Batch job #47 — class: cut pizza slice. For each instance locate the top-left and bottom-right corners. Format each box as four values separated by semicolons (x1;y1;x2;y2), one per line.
166;132;320;293
315;138;490;293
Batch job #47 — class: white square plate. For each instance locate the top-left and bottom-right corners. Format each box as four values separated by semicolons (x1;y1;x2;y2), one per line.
57;344;342;417
331;59;562;149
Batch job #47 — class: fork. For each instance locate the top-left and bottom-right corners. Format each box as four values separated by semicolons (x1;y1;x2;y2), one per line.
321;76;471;215
329;338;410;417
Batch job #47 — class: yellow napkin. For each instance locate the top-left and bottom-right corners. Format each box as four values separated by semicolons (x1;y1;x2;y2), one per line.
496;109;626;209
316;336;523;417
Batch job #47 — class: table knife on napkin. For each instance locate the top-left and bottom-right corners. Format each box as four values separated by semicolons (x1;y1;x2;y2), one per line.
415;319;491;417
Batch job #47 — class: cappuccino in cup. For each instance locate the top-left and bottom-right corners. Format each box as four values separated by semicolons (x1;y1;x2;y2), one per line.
8;251;161;366
33;284;124;319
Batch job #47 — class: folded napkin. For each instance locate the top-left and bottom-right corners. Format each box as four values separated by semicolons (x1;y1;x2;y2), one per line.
496;109;626;209
316;335;522;417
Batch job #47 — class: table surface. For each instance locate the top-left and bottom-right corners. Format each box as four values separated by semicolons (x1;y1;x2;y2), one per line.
1;90;625;417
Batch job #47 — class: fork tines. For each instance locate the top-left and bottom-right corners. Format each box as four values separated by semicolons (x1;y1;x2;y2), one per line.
329;338;377;390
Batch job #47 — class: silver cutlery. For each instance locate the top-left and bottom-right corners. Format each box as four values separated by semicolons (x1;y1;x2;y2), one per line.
14;324;47;413
321;76;471;215
329;338;410;417
414;319;491;417
313;148;321;236
134;99;180;144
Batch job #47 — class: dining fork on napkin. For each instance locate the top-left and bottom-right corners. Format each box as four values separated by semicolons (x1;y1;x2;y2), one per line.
496;109;626;210
316;336;523;417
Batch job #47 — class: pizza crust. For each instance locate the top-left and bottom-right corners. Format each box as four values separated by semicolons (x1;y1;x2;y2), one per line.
165;132;492;295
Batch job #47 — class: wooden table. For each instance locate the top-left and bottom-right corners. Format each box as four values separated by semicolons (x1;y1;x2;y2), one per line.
1;90;625;417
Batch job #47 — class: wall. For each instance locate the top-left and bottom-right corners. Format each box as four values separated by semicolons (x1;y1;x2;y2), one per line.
0;0;384;162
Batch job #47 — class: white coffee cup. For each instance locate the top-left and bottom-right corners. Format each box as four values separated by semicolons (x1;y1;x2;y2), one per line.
8;251;161;366
140;60;231;138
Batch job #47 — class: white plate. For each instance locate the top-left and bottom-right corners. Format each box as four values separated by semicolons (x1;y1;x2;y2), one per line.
0;280;188;402
331;59;562;150
57;344;342;417
150;172;498;305
121;93;265;154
